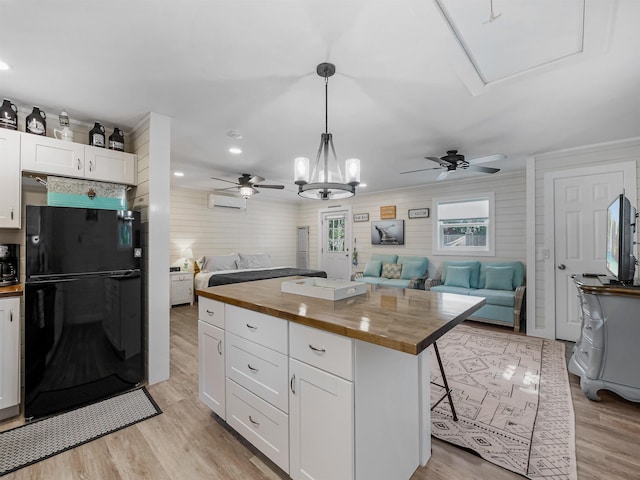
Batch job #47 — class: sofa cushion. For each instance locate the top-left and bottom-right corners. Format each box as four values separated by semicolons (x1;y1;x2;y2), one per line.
479;261;524;289
380;278;412;288
358;276;385;285
363;260;383;277
400;261;424;280
381;263;402;279
441;261;481;288
473;289;516;307
444;266;472;288
470;304;514;325
430;285;474;296
397;256;428;278
371;253;398;264
484;266;515;291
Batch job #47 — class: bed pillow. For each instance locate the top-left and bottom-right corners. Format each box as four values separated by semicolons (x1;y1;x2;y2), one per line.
401;261;424;280
238;252;271;269
363;260;382;277
381;263;402;279
444;266;471;288
484;266;515;291
203;253;240;271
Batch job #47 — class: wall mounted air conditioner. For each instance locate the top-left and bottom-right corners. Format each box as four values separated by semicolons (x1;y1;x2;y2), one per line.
207;194;246;210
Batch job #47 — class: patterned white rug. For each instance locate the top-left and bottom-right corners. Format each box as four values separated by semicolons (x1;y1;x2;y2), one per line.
0;387;161;476
430;325;577;480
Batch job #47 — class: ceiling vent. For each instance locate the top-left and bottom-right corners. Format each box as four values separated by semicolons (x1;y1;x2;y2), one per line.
207;194;246;210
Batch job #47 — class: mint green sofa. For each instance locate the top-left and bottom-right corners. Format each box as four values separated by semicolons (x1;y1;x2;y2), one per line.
352;253;429;289
425;260;526;331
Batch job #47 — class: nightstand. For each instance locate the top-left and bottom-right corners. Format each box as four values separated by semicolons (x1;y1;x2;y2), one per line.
170;271;194;306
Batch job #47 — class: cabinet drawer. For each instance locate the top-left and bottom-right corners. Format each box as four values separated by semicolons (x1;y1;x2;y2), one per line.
574;336;604;379
198;297;225;328
171;274;191;283
290;322;353;381
225;332;289;413
226;378;289;474
226;305;288;354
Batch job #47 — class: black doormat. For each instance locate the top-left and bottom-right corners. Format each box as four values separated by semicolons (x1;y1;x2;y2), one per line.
0;387;161;476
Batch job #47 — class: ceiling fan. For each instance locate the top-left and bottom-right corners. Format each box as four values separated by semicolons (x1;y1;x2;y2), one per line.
211;173;285;198
400;150;506;181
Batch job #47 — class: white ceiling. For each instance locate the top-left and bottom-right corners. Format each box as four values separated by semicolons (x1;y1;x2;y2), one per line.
1;0;639;201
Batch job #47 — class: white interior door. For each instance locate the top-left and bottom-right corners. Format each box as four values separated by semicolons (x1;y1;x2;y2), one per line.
319;209;351;280
553;167;635;341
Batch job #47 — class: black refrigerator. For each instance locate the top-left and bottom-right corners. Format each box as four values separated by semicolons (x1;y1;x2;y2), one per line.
25;206;143;420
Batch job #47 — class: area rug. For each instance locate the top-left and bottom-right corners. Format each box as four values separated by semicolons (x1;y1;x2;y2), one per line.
430;325;577;480
0;387;161;476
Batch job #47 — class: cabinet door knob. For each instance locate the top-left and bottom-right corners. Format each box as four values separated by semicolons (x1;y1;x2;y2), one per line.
290;374;296;394
206;309;215;316
217;339;222;355
247;363;259;372
246;323;258;331
309;344;326;353
249;415;260;427
9;309;13;322
77;158;82;170
558;264;566;270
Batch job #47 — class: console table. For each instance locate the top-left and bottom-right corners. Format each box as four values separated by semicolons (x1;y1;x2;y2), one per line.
568;275;640;402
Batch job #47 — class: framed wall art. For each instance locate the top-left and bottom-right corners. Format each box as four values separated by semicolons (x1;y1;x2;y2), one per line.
371;220;404;245
353;213;369;222
379;205;396;219
408;208;430;219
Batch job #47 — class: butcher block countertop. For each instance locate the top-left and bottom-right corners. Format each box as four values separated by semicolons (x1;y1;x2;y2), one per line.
196;276;485;355
0;284;23;298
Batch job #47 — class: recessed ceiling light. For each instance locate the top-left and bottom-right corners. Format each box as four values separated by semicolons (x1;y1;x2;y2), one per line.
227;130;243;139
229;147;242;154
0;59;11;71
173;171;185;177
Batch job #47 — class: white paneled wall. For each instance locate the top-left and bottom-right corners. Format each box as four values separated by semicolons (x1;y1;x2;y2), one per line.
170;188;299;268
296;172;527;278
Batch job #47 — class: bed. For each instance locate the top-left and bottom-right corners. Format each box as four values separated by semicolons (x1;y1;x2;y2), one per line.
193;252;327;290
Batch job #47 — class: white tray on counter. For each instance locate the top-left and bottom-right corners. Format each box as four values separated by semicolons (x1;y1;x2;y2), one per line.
281;277;367;301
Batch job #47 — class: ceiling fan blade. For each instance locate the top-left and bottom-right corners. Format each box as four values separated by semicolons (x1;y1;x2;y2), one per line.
213;186;238;192
399;167;443;175
255;184;285;189
248;175;265;184
211;176;239;185
436;170;452;181
425;156;450;166
467;153;506;165
468;165;500;174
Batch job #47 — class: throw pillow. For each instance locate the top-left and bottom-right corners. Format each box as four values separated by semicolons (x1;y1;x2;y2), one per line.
444;266;471;288
381;263;402;279
401;261;424;280
363;260;382;277
484;266;515;291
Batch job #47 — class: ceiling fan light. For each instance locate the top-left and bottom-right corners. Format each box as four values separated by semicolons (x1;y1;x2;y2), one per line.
294;157;310;184
239;186;254;198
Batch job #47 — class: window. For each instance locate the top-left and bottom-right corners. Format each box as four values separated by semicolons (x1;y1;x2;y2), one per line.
326;216;345;252
433;192;495;256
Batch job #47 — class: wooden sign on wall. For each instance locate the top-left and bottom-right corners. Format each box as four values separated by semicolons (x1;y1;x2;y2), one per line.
380;205;396;219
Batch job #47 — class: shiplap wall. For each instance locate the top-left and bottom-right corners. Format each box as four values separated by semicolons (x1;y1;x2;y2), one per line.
531;138;640;336
296;171;527;278
169;188;299;268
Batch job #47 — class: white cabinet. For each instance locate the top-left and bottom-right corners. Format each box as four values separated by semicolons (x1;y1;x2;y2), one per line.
0;297;20;411
20;133;137;185
198;297;226;419
170;272;193;306
289;358;354;480
0;129;21;228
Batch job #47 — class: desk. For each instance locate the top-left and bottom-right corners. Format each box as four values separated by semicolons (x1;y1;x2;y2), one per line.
568;275;640;401
197;278;484;480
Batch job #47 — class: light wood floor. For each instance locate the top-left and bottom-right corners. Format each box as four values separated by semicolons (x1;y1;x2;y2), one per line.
2;304;640;479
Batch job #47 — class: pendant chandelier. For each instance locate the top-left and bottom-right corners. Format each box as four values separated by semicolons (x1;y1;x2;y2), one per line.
294;63;360;200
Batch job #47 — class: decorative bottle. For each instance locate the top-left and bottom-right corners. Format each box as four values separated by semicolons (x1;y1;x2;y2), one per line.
26;106;47;136
89;122;106;147
108;127;125;151
0;98;18;130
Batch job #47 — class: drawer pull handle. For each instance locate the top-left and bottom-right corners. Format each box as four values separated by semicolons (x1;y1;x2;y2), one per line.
585;325;592;330
217;340;222;355
249;416;260;427
580;349;589;357
246;323;258;331
247;364;259;372
206;309;215;316
309;344;326;353
290;374;296;394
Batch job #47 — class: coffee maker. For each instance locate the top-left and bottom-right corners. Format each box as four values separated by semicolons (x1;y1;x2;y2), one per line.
0;244;19;286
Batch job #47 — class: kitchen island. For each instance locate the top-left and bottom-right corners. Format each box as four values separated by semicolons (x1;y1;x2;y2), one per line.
196;277;485;480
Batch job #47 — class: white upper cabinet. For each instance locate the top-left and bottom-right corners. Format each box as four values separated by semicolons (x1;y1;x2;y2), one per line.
0;129;21;228
20;133;137;185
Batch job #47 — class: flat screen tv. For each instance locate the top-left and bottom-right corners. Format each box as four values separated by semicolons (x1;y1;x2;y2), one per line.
606;193;637;284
